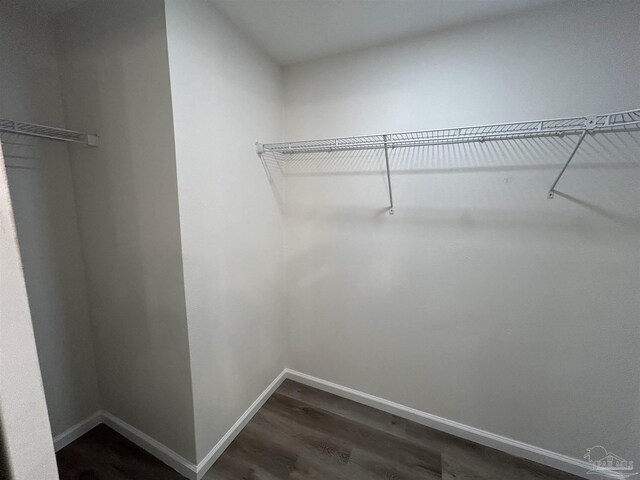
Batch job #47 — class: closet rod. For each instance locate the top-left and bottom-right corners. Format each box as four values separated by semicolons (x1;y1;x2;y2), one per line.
256;107;639;211
257;108;639;154
0;118;98;146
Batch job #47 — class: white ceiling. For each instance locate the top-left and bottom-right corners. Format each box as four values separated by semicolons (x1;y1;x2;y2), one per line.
209;0;560;66
0;0;86;18
2;0;560;63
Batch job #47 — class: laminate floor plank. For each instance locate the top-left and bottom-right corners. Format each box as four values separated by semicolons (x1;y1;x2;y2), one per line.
269;381;581;480
56;424;186;480
205;454;280;480
223;429;299;479
345;447;441;480
245;397;439;480
264;392;442;477
441;436;581;480
278;380;456;453
248;410;353;469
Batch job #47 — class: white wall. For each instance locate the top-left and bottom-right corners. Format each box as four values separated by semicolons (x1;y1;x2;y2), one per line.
55;0;196;462
0;143;58;480
164;0;286;462
0;10;101;438
3;0;637;473
282;0;640;464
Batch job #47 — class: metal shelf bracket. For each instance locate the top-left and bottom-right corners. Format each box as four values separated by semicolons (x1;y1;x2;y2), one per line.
547;129;587;199
383;134;394;215
547;115;597;199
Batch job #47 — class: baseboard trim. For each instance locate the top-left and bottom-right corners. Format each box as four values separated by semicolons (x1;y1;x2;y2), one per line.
50;370;288;480
195;369;288;479
284;368;593;479
53;411;103;451
53;410;198;480
101;411;197;480
51;369;595;480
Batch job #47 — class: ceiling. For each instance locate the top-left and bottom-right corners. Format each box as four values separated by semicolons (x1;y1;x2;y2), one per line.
2;0;559;63
209;0;560;66
0;0;86;18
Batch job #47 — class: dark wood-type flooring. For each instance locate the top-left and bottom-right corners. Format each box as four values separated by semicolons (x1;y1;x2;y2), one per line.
57;424;185;480
57;379;582;480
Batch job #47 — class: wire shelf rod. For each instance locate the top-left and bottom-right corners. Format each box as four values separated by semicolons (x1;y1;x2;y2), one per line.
0;118;98;146
260;108;640;154
256;107;640;212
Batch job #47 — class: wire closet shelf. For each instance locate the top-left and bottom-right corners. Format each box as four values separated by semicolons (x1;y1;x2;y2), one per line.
0;118;98;146
256;108;640;213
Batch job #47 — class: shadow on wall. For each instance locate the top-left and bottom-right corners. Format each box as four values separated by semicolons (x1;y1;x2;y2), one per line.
0;137;41;169
260;131;640;230
283;203;640;234
0;133;99;433
0;419;8;480
259;148;285;211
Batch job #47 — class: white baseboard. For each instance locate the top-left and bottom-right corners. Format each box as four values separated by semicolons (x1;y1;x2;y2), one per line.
51;370;289;480
53;411;103;451
101;411;197;480
51;369;595;480
54;410;198;479
284;368;593;479
195;369;288;479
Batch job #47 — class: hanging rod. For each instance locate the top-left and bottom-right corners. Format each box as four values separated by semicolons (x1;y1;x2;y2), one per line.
0;118;98;146
259;108;639;154
256;108;640;212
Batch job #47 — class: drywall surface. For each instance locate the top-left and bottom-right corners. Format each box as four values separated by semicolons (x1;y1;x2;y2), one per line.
164;0;286;461
0;11;100;438
55;0;196;461
282;0;640;464
0;143;59;479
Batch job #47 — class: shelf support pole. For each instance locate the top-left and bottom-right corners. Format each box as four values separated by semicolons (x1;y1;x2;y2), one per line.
547;129;588;199
383;134;394;214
